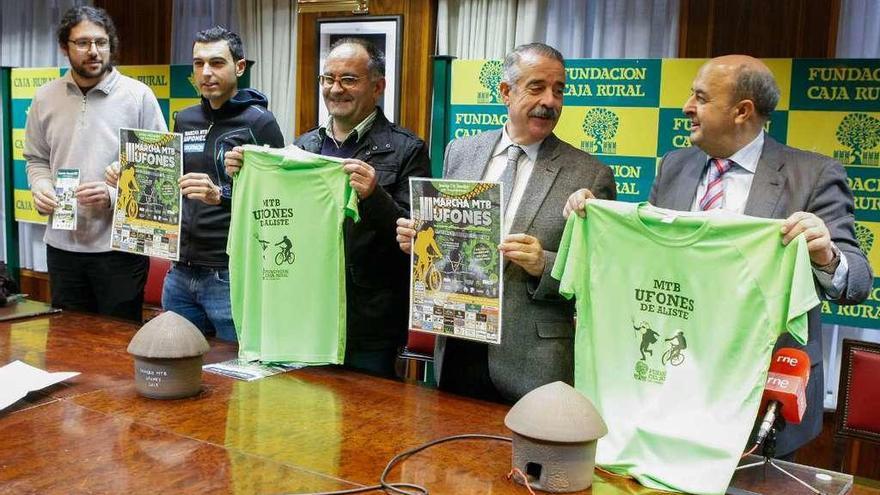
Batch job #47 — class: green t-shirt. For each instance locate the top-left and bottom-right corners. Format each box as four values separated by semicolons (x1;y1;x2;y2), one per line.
229;145;359;364
552;200;818;494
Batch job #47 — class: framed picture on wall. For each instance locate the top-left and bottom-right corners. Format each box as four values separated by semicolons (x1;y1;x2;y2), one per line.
316;15;402;125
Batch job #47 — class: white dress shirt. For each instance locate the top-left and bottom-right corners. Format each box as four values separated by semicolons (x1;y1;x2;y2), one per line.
691;132;764;214
483;126;543;236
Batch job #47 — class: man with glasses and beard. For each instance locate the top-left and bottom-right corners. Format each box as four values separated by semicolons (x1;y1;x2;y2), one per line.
24;6;166;321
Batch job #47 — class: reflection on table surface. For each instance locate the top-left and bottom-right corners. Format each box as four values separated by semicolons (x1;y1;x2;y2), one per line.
0;310;867;494
0;298;60;322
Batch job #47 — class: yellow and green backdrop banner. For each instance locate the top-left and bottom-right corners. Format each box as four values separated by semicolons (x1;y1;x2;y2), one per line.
7;64;250;223
442;57;880;329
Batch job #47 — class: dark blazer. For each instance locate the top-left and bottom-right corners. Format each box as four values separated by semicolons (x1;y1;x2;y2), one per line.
439;129;617;401
296;111;431;375
650;134;872;455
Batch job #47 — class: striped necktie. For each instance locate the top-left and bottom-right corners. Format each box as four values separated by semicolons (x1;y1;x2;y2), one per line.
699;158;733;211
501;144;524;213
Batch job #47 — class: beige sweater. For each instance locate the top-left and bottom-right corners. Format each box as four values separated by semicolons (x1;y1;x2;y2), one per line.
24;68;167;253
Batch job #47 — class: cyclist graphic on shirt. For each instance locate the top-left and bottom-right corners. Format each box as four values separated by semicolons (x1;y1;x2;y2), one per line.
633;320;659;361
665;330;687;361
276;235;293;258
253;233;270;260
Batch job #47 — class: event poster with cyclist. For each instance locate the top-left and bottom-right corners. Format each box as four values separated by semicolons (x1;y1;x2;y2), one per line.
111;128;183;260
409;178;503;345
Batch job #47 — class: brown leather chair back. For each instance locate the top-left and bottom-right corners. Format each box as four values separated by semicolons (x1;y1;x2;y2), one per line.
836;339;880;443
834;339;880;475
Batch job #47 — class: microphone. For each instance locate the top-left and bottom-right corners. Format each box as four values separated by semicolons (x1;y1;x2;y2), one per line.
755;348;811;446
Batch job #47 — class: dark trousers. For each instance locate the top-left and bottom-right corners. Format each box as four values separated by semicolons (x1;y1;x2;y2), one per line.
438;338;506;403
46;245;148;322
344;347;399;378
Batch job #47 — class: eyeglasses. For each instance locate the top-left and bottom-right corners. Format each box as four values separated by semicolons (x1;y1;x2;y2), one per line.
68;38;110;52
318;74;361;89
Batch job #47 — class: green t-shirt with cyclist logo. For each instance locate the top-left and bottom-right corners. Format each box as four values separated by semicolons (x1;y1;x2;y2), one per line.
228;145;359;364
552;200;818;494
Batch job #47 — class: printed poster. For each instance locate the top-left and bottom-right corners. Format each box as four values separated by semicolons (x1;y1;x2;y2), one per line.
408;178;503;344
51;169;79;231
111;128;183;260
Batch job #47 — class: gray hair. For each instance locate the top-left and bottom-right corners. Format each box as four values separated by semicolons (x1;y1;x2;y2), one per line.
733;67;780;119
502;42;564;85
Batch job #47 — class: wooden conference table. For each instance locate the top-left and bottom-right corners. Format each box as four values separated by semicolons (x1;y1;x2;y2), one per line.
0;308;865;494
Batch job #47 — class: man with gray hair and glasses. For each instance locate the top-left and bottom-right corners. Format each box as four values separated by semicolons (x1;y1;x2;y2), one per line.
225;37;430;377
24;5;166;321
396;42;616;402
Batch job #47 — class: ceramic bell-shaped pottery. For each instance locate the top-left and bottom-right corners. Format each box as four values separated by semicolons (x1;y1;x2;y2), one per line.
127;311;210;399
505;381;608;492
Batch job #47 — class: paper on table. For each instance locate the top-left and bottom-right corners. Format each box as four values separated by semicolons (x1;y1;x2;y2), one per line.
203;359;303;381
0;360;80;411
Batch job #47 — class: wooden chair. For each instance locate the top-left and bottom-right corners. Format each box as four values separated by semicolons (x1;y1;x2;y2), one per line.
142;257;171;321
834;338;880;473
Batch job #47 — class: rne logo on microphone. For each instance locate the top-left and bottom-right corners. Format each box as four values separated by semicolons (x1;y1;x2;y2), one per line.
776;355;799;367
766;376;790;389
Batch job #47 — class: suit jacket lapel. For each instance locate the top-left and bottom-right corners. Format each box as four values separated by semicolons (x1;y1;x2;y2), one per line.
458;129;500;180
505;134;562;270
744;135;785;218
671;151;706;211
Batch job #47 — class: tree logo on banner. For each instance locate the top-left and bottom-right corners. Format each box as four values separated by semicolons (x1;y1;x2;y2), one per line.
581;108;619;154
835;113;880;166
855;222;874;257
478;61;504;104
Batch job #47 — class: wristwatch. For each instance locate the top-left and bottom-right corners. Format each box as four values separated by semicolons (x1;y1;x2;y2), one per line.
814;243;841;274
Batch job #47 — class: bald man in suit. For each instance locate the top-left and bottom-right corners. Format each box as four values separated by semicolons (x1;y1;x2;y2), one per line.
566;55;872;457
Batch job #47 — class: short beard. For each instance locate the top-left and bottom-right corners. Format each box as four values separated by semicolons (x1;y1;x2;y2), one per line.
72;59;111;81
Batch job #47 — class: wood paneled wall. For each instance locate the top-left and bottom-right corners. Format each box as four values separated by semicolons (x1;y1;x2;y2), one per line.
295;0;437;139
93;0;172;65
679;0;841;58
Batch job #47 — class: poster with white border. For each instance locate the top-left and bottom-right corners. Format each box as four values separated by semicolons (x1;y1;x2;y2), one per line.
111;128;182;260
409;178;503;344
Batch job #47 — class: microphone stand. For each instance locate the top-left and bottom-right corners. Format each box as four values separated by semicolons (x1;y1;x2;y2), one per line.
734;426;824;495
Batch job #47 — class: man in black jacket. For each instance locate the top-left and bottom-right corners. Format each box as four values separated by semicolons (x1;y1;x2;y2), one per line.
109;27;284;341
226;38;430;375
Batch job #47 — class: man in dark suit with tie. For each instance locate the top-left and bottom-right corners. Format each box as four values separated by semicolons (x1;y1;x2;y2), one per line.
397;43;616;403
566;55;872;458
